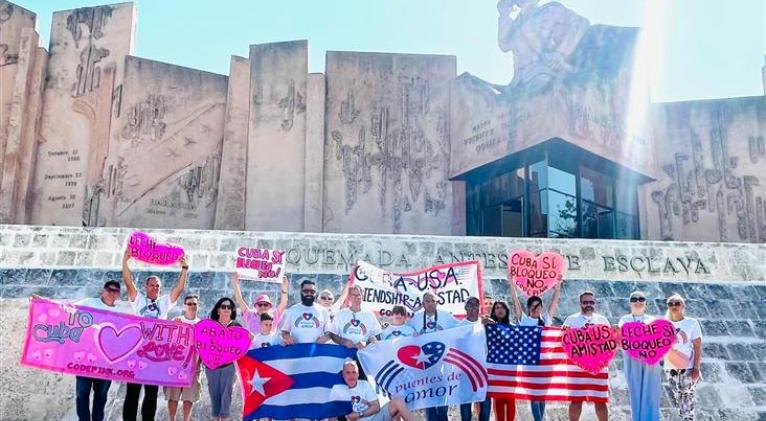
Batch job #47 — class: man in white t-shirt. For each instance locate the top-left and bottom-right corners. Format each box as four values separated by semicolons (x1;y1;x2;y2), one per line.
377;305;417;340
458;297;491;421
122;248;190;421
663;294;702;421
407;292;459;421
329;360;414;421
562;290;610;421
72;280;129;421
250;312;281;349
281;279;331;344
330;286;382;349
164;294;202;421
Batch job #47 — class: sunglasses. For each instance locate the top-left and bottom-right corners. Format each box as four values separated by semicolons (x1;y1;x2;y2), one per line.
581;300;596;305
105;287;120;293
630;297;646;303
302;290;316;294
667;302;683;307
320;296;332;301
256;302;271;308
219;304;233;310
185;302;198;306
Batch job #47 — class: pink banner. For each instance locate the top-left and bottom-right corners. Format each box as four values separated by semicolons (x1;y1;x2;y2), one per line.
128;231;185;266
22;298;196;387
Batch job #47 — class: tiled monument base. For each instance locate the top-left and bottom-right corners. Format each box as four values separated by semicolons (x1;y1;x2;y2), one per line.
0;225;764;420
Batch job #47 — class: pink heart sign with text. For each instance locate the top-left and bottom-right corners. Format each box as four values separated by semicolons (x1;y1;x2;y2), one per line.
561;325;619;375
128;231;184;266
620;319;676;365
508;250;565;296
194;319;250;369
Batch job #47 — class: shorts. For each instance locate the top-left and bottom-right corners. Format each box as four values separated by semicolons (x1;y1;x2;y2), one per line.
164;371;202;402
367;403;392;421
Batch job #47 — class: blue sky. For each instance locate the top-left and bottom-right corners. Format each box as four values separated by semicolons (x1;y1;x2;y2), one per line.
16;0;766;102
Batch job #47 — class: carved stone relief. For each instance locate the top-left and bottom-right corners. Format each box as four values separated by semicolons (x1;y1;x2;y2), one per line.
650;105;766;243
0;3;18;67
66;6;113;98
120;94;167;144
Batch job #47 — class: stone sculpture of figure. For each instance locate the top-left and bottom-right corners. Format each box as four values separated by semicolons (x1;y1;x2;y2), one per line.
497;0;589;91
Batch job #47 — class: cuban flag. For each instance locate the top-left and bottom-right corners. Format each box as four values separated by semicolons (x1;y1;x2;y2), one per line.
358;324;487;411
237;344;356;420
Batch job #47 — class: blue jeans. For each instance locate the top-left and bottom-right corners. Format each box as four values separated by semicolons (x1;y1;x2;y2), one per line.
426;406;449;421
530;401;546;421
75;376;111;421
460;397;491;421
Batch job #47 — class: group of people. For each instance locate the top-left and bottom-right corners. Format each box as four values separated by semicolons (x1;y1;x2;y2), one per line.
69;247;703;421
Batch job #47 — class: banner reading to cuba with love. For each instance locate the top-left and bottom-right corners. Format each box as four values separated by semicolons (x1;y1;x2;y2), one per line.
21;298;196;387
350;260;484;320
358;324;488;411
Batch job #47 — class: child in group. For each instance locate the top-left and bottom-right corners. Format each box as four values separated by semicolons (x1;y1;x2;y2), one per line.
377;305;418;340
249;313;281;349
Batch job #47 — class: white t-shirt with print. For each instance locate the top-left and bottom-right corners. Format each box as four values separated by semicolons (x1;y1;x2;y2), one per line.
407;309;459;334
378;323;418;340
329;380;380;421
331;308;382;344
250;332;281;350
520;312;553;327
562;312;610;328
280;303;330;343
131;293;175;319
665;317;702;370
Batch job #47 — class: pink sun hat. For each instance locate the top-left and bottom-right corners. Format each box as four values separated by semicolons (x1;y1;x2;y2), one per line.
253;294;273;306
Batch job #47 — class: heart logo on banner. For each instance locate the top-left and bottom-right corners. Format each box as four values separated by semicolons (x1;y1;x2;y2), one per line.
397;342;446;370
128;231;185;266
97;323;143;363
561;325;620;375
508;250;565;296
621;319;676;365
194;319;250;370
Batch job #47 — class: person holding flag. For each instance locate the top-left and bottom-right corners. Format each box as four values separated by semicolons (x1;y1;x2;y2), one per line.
281;279;331;344
329;359;416;421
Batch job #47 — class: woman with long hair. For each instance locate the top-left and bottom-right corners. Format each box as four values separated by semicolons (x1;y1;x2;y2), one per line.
489;300;516;421
508;277;562;421
204;297;246;421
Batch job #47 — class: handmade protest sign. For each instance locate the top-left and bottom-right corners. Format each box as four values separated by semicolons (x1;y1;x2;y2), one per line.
507;250;565;296
621;319;675;365
561;325;620;375
22;298;196;387
194;319;250;369
235;247;286;282
128;231;184;266
349;260;483;323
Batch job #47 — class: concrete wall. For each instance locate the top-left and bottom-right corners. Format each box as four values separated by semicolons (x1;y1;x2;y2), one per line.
29;3;135;226
642;96;766;243
323;52;457;235
0;225;765;420
245;40;308;231
104;56;227;229
0;2;47;224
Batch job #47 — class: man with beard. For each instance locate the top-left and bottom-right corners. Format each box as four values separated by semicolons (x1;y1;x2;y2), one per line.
562;290;610;421
281;279;331;344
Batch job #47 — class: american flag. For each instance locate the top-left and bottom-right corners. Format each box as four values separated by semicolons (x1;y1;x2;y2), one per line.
486;324;608;403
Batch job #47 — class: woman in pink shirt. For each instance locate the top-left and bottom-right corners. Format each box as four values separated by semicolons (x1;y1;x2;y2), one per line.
231;273;288;335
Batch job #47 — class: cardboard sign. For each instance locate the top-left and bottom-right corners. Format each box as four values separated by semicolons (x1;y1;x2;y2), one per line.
621;319;675;365
22;298;196;387
349;260;483;323
235;247;286;282
194;319;250;369
128;231;184;266
561;325;619;375
508;250;565;296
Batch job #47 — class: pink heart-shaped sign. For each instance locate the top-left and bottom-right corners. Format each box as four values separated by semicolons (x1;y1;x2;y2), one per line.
562;325;619;375
97;323;143;363
194;319;250;370
508;250;565;296
128;231;185;266
621;319;676;365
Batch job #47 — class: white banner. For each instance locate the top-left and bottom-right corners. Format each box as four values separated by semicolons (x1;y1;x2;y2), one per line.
358;324;488;410
349;260;484;322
